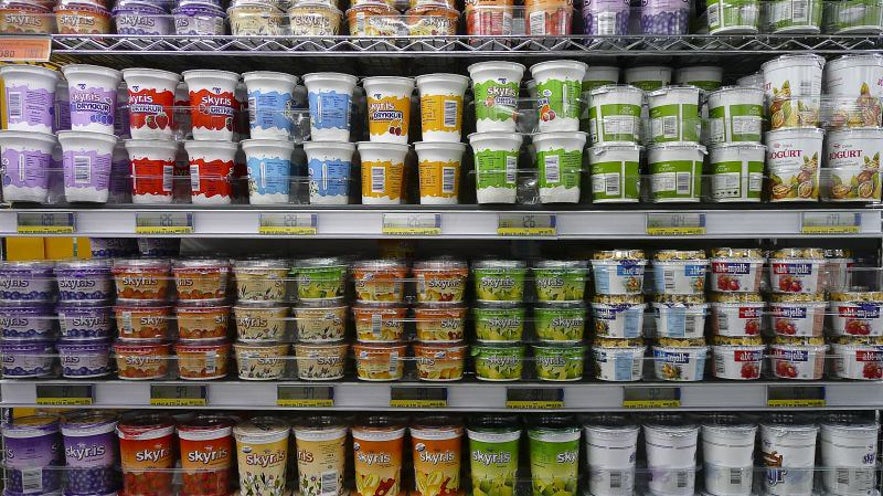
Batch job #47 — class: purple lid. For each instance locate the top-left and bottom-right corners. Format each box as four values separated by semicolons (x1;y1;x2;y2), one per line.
61;410;118;436
0;261;55;274
2;413;60;438
113;0;168;14
55;260;111;273
173;3;225;15
57;339;112;353
0;340;54;352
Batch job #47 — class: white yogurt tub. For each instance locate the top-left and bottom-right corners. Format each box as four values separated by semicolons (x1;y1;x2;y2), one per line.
357;141;409;205
125;138;178;204
415;73;469;142
769;259;824;295
591;297;646;339
469;132;523;204
832;342;883;380
303;140;354;205
242;71;298;140
414;141;465;204
762;54;824;104
675;66;723;92
737;72;764;89
0;130;57;203
647;86;702;143
770;297;826;337
56;131;117;203
588;143;642;203
825;54;883;96
62;64;123;135
707;86;764;144
829;293;883;337
583;420;640;496
121;68;180;140
0;65;60;134
182;69;240;141
583;66;620;92
623;66;672;91
652;346;708;381
766;0;822;32
468;61;526;133
303;72;358;141
593;345;646;382
530;60;588;132
533;131;586;204
362;76;414;144
643;424;700;496
824;127;883;202
652;260;708;295
588;85;643;144
184;139;238;205
712;345;764;380
769;342;828;379
591;260;646;295
765;127;824;201
708;143;765;202
240;138;294;205
702;421;758;496
710;301;764;337
761;422;819;495
820;420;880;495
647;142;705;202
653;302;708;339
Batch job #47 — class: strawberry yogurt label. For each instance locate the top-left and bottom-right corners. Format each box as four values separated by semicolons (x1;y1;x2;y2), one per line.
770;261;822;293
771;302;825;337
710;260;762;292
189;158;233;200
831;302;883;336
190;88;235;133
131;157;173;198
129;87;174;133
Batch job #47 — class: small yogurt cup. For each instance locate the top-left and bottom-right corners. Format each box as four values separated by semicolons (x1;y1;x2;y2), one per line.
115;304;171;340
473;342;525;381
534;304;586;342
121;68;180;139
353;342;406;381
172;258;230;304
233;259;289;303
593;344;646;381
832;342;883;380
769;257;825;294
0;340;54;378
124;138;178;204
0;65;60;133
415;73;469;142
652;345;708;381
303;72;359;141
57;340;112;378
57;130;117;203
177;305;230;341
352;260;408;303
173;2;226;35
303;141;355;204
0;304;55;340
769;296;826;338
233;304;288;341
709;298;764;337
112;258;171;302
175;340;231;380
184;139;237;205
352;304;405;342
709;255;764;293
414;141;466;204
113;0;173;35
62;64;122;135
363;76;415;144
415;305;467;342
413;259;468;303
591;257;646;295
473;260;527;303
0;130;57;203
474;303;525;342
770;342;828;380
533;343;585;381
55;2;112;33
414;342;466;381
234;341;289;380
242;71;298;139
228;1;287;35
591;295;646;339
0;3;55;34
55;260;112;303
652;259;708;295
114;341;170;380
57;304;112;340
358;141;409;204
712;345;764;380
288;3;343;38
0;261;56;303
829;293;883;337
294;300;348;342
182;69;239;141
292;258;347;301
653;302;708;339
294;341;348;380
533;260;587;303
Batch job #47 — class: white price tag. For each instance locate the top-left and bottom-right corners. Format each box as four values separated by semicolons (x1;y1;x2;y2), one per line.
259;213;318;235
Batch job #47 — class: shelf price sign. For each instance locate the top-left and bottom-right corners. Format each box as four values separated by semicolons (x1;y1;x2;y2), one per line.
800;212;861;234
135;212;193;234
390;386;447;408
277;386;334;407
622;387;681;408
150;385;207;406
17;212;76;234
498;213;556;236
505;388;564;409
0;36;51;62
259;213;318;235
646;213;706;236
36;385;93;406
382;213;442;235
767;386;826;408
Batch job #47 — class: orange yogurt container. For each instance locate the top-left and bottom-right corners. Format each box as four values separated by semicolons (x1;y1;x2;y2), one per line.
175;340;231;380
113;258;171;302
354;304;407;342
178;415;235;496
414;342;466;381
117;413;176;496
346;1;400;36
353;260;409;303
54;2;111;34
413;260;468;303
354;342;407;381
115;304;171;340
414;305;466;342
352;418;406;496
173;259;231;303
0;4;55;34
177;304;230;341
410;418;464;496
114;341;170;380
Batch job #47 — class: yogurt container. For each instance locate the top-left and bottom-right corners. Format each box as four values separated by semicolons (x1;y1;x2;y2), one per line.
414;141;465;204
182;69;239;141
710;249;764;293
533;131;587;204
473;342;525;381
363;76;414;144
761;421;819;495
474;303;525;342
530;60;587;132
829;292;883;337
121;68;180;139
114;341;171;379
0;261;55;302
653;302;708;339
769;248;825;294
534;304;585;342
113;0;173;35
62;64;122;135
624;66;672;91
710;294;764;337
825;55;883;124
712;344;764;380
643;422;699;495
0;65;59;134
527;418;580;496
824;127;883;202
640;0;690;33
591;250;647;295
588;143;642;203
770;295;826;337
115;304;171;340
242;71;298;139
288;3;343;38
706;0;760;33
177;415;235;496
709;143;765;202
675;66;724;92
294;341;348;380
351;418;406;496
353;342;406;381
469;132;523;204
533;260;587;303
707;86;764;144
233;417;290;496
415;73;469;142
116;413;176;496
304;72;359;141
652;256;708;295
184;139;237;204
770;341;828;379
293;300;347;342
172;258;230;303
466;416;521;496
293;258;347;301
175;340;231;380
820;420;879;495
0;130;57;203
592;295;646;339
233;259;289;303
55;260;112;304
228;2;287;35
358;141;409;204
233;304;288;341
0;3;55;34
411;419;464;496
124;138;178;203
233;341;289;380
415;305;466;342
60;411;119;495
1;303;56;340
593;343;647;381
58;339;112;378
412;259;468;303
701;419;757;496
353;260;408;303
174;2;227;34
766;0;822;32
112;258;171;302
652;344;708;381
588;85;643;144
240;138;294;204
583;418;640;496
583;0;630;36
533;343;585;381
647;86;701;144
647;142;705;202
832;342;883;379
414;342;466;381
824;0;883;32
352;304;405;342
0;340;55;378
57;130;117;203
763;54;825;128
292;418;347;496
303;141;354;204
469;61;526;133
176;303;229;341
2;414;63;494
473;260;527;303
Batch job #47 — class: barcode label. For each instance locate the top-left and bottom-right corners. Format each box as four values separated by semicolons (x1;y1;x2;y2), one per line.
529;11;546;34
606;173;620;195
730;468;742;486
260;160;267;189
707;3;720;26
248;97;256;123
506;155;517;184
793;0;808;21
598;11;618;34
443;99;457;128
717;311;729;332
190;165;201;192
610;471;622;489
632;356;642;378
442;166;456;193
372;313;382;335
662;116;678;138
21;467;43;493
74;155;91;184
676;172;691;194
676;471;688;488
162;165;173;192
664;270;675;291
205;353;217;374
799;80;814;95
122;311;133;332
544;155;560;183
837;468;850;486
685;315;696;334
356;13;365;34
321;470;338;496
389;352;399;373
371;167;385;193
8;92;22;119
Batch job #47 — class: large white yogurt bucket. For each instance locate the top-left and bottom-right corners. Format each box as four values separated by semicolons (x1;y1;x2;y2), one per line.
0;130;57;203
824;54;883;96
760;423;819;496
303;72;358;141
647;142;706;202
707;86;764;144
702;422;757;496
530;60;588;132
647;86;702;144
57;130;118;203
469;132;523;204
675;66;724;91
584;422;640;496
820;421;880;496
765;127;824;201
709;143;766;202
762;54;825;102
0;65;60;134
589;85;644;144
643;423;699;496
415;73;469;142
824;127;883;202
624;66;672;91
62;64;123;135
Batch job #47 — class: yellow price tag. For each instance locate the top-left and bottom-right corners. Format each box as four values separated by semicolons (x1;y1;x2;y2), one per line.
505;400;565;409
277;399;334;408
497;227;557;236
623;400;682;409
17;226;75;234
36;397;93;406
646;227;706;236
382;227;442;235
800;226;860;234
259;226;319;235
135;226;193;234
767;399;826;408
149;398;207;407
390;399;447;408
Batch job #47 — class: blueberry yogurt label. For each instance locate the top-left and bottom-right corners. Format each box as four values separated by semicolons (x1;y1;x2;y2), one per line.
69;86;115;129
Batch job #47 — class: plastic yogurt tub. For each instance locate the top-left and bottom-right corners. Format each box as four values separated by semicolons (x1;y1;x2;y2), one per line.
533;260;587;303
184;139;237;205
55;260;112;303
527;419;581;496
706;0;760;33
588;143;642;203
766;127;823;201
0;3;55;34
294;341;348;380
532;131;587;204
240;138;294;205
829;292;883;337
643;423;700;496
675;66;724;92
647;142;705;202
60;411;119;495
469;132;523;204
358;141;409;204
0;130;57;203
232;417;290;496
593;344;646;381
414;141;466;204
588;85;643;144
415;305;467;342
1;304;56;340
412;259;468;303
57;340;112;378
624;66;672;91
0;261;56;302
121;68;180;139
228;2;287;35
710;297;764;337
582;0;630;36
353;342;406;381
292;258;347;301
473;342;525;381
233;259;289;303
292;417;347;496
712;344;764;380
820;419;880;495
761;422;819;496
701;419;757;496
769;248;825;294
233;304;288;341
770;341;828;379
474;303;525;342
124;138;178;204
529;60;587;132
707;86;764;144
652;345;709;381
56;130;117;203
591;295;645;339
825;54;883;96
413;342;466;381
832;342;883;379
0;65;59;134
824;128;883;202
0;340;55;378
174;340;231;380
652;258;708;295
303;72;359;141
591;252;646;295
351;419;407;496
2;413;63;494
582;66;620;92
709;143;765;202
468;61;526;133
233;341;289;380
762;54;824;116
172;258;230;303
176;304;229;341
115;304;171;340
653;302;708;339
473;260;527;303
62;64;122;135
647;86;701;144
532;342;585;381
770;296;826;337
303;141;354;204
112;258;171;302
415;73;469;142
466;415;521;496
288;4;343;38
177;415;235;496
174;3;227;35
352;260;408;303
583;418;641;496
710;252;764;293
181;70;239;142
243;71;298;139
766;0;822;32
352;304;405;342
114;341;170;379
362;76;414;144
113;0;173;35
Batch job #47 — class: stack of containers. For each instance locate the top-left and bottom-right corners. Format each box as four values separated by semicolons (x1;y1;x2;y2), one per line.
111;258;173;380
762;54;826;202
345;0;459;39
708;247;767;380
589;250;647;382
172;258;232;381
531;260;588;381
351;259;409;381
411;260;469;380
231;259;293;380
472;260;528;380
291;258;349;381
650;250;709;381
0;261;57;379
0;413;64;495
55;259;115;379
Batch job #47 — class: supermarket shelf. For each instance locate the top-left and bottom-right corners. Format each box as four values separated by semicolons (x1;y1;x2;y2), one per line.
0;206;879;239
0;379;879;411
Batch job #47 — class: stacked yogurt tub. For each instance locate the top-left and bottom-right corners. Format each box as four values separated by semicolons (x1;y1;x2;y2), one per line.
0;261;58;379
471;260;529;381
410;260;469;381
530;260;589;381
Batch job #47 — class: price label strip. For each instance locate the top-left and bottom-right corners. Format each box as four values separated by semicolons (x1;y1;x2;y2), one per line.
150;385;207;407
646;213;706;236
35;385;93;406
800;212;861;234
277;385;334;407
498;213;557;236
767;386;826;408
259;213;318;235
505;388;564;409
17;212;76;234
135;212;193;234
382;213;442;235
390;386;447;408
622;387;681;408
0;36;52;62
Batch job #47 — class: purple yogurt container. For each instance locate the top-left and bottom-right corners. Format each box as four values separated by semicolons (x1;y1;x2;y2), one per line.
58;304;113;340
57;340;112;378
61;411;120;494
113;0;173;35
0;261;56;303
89;238;138;259
1;413;63;494
0;304;56;340
583;0;631;36
1;340;55;378
640;0;691;34
55;260;113;304
173;2;226;34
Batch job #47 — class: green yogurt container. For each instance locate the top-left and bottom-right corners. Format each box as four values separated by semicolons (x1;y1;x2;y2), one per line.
292;257;348;301
534;304;586;342
528;416;581;496
532;260;587;303
473;342;526;381
474;303;526;342
467;415;522;496
474;260;527;303
533;343;586;381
